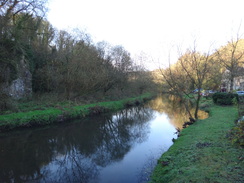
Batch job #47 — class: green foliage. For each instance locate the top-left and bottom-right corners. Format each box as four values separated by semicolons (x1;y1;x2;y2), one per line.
0;39;18;84
0;93;154;132
212;92;239;105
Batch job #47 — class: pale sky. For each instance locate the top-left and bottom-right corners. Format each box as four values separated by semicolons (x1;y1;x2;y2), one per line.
47;0;244;70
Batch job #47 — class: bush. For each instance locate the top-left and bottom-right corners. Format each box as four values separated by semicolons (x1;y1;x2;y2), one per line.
228;119;244;146
0;93;19;113
212;92;239;105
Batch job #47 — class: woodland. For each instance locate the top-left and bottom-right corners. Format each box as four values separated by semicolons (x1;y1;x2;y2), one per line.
0;0;156;112
1;0;244;118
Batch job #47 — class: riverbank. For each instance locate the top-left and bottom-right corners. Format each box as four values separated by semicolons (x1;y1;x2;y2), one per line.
150;101;244;182
0;93;153;132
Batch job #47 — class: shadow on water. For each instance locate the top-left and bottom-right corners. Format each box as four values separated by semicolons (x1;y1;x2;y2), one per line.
0;95;208;183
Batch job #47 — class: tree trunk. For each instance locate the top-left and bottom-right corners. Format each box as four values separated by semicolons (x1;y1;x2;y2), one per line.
182;98;194;120
194;93;201;119
230;75;234;92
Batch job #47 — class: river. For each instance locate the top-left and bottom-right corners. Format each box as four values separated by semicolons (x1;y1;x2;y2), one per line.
0;96;208;183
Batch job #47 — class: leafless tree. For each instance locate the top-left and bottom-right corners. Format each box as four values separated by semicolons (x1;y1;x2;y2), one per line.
160;44;213;119
216;36;244;91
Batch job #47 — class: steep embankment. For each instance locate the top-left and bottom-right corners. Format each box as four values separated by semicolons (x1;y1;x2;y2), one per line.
150;105;243;183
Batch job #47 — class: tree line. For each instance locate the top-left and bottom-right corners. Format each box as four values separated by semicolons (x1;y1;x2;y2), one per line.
1;0;244;119
0;0;154;109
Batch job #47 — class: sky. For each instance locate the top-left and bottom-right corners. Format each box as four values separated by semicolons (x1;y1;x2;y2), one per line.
47;0;244;70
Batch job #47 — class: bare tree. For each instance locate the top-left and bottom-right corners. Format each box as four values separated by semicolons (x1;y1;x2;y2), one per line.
159;61;195;119
160;45;213;120
216;37;244;92
0;0;47;17
110;45;133;73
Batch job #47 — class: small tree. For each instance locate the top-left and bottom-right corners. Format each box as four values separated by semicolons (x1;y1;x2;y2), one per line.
160;45;213;120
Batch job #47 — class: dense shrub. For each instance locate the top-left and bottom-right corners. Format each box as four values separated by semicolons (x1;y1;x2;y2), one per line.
212;92;239;105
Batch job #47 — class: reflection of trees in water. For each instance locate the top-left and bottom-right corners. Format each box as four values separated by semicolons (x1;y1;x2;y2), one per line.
91;107;152;167
147;95;208;128
0;130;55;183
39;148;99;183
0;106;154;183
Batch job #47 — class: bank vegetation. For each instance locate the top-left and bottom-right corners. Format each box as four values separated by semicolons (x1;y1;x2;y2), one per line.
150;97;244;183
0;0;157;115
0;0;244;139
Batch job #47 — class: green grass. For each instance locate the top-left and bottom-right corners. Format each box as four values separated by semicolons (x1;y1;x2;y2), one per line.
0;93;153;131
150;104;244;183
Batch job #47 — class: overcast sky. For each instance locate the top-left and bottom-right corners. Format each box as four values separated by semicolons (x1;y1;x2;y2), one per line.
47;0;244;70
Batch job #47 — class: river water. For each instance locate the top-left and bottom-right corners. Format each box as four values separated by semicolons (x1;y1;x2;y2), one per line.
0;96;208;183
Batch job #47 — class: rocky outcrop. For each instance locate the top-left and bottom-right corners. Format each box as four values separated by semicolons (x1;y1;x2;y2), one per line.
1;56;32;99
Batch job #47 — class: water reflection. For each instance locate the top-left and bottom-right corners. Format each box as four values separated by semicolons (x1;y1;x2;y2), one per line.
147;95;208;129
0;107;154;183
0;96;205;183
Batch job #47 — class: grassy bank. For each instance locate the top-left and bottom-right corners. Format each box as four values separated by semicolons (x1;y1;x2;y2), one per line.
0;93;153;132
150;102;243;182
